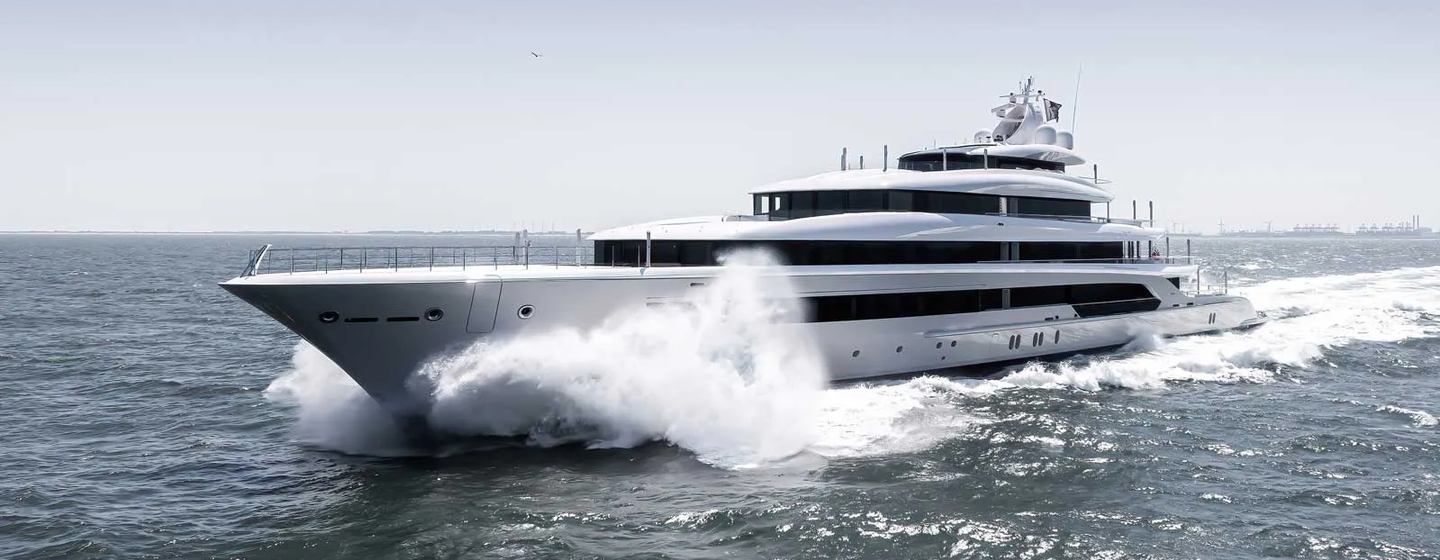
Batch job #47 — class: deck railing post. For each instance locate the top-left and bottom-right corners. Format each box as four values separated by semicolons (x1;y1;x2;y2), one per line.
645;231;652;269
524;240;530;269
429;247;435;271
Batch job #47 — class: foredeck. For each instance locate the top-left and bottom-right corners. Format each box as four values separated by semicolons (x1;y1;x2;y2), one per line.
238;244;596;277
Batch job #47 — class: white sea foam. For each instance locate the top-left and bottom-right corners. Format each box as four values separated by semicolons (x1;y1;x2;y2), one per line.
268;265;1440;466
269;250;826;467
421;251;825;467
1377;405;1439;427
264;344;412;455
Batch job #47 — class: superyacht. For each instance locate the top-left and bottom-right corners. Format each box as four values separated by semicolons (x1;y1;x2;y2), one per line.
222;78;1264;427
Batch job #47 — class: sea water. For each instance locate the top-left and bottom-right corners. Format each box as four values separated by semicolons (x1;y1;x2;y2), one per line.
1;234;1437;558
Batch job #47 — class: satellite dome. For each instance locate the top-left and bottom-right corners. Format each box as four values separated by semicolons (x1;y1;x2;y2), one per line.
1035;125;1058;145
1056;130;1074;149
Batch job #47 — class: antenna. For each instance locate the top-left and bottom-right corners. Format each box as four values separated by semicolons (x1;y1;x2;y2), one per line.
1070;63;1083;132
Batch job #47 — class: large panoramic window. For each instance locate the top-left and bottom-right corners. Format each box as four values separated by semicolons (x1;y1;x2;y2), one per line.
1017;242;1124;261
1013;197;1091;217
895;153;1066;172
803;282;1159;323
594;240;1127;267
752;189;1006;219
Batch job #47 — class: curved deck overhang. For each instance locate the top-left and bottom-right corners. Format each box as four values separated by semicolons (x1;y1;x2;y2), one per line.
590;211;1159;243
749;168;1111;202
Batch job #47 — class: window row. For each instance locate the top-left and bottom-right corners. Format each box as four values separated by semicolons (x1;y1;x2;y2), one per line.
803;283;1159;323
895;153;1067;173
593;240;1125;267
751;189;1091;220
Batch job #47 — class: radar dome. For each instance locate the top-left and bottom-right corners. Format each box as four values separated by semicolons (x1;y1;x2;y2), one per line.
1056;130;1074;149
973;129;993;143
1035;125;1058;145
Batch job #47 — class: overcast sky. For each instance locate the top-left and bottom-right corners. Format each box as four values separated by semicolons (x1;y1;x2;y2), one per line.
2;0;1436;233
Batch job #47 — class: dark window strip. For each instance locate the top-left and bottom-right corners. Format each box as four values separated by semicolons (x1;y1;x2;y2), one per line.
593;240;1124;267
802;283;1156;323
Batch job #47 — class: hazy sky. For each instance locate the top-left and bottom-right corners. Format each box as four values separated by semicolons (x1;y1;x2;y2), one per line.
3;0;1437;233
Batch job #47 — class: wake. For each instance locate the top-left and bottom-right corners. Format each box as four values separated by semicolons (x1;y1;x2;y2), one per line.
264;265;1440;467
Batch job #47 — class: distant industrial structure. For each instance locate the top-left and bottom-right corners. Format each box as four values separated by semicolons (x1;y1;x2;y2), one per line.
1216;215;1434;238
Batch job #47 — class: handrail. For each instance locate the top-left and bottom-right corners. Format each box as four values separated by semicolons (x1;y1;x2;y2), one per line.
979;256;1194;265
984;212;1148;226
241;244;272;276
238;244;596;277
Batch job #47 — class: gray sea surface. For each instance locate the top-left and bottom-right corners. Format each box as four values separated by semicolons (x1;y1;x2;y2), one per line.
2;234;1439;559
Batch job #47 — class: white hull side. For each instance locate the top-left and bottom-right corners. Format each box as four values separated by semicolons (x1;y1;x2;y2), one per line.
223;265;1259;419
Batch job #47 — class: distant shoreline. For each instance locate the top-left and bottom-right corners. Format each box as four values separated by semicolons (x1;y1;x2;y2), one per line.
0;230;592;236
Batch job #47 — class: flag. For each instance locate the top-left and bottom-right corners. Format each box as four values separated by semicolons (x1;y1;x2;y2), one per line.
1044;99;1063;122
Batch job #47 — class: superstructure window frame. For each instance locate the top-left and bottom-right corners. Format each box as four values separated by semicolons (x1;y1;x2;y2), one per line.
802;282;1160;323
594;239;1131;267
751;189;1061;220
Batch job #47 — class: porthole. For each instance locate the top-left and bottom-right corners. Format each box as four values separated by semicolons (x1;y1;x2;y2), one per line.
424;308;444;321
851;350;860;358
517;305;536;319
318;311;339;324
950;341;957;347
935;342;942;349
896;346;904;353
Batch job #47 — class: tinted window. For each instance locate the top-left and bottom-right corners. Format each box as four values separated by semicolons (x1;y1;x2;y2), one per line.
897;153;1065;172
597;240;1107;267
1014;197;1091;217
887;191;914;211
789;191;816;219
816;191;846;216
848;190;885;212
802;283;1156;322
758;189;1082;220
769;193;790;220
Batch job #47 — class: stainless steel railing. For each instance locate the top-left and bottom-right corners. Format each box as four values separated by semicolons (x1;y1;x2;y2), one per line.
239;244;597;277
980;256;1196;265
983;212;1148;226
1186;268;1230;296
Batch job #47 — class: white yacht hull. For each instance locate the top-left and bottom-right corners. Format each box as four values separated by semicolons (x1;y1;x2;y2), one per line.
222;263;1261;426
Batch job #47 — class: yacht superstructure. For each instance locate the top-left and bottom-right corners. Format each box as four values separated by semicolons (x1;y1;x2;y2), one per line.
222;79;1264;428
